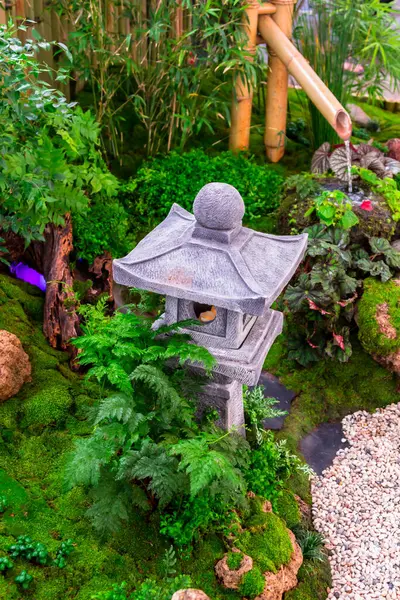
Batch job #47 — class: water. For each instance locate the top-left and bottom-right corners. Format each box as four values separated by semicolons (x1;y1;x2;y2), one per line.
345;140;353;194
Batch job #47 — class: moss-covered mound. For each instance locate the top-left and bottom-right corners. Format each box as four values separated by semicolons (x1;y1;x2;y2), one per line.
278;175;396;241
358;278;400;356
358;277;400;373
0;274;238;599
274;490;301;530
238;511;293;575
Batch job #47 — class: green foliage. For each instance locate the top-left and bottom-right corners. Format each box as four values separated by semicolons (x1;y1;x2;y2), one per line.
14;570;33;590
304;190;359;229
227;551;243;571
0;237;9;266
0;274;242;600
0;495;8;512
284;173;323;201
121;150;284;234
286;119;310;147
245;435;313;503
92;576;192;600
238;567;265;598
0;557;13;572
237;512;293;573
354;167;400;221
358;278;400;358
50;0;262;158
293;527;325;562
21;384;73;429
7;535;74;569
72;196;132;263
0;25;117;247
295;0;400;148
284;224;400;365
54;539;75;568
275;490;301;530
243;386;286;445
9;536;50;565
159;492;241;548
67;298;251;542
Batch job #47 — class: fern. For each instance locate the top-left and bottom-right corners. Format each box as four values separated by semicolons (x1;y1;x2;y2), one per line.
170;433;246;499
118;440;187;507
65;434;117;488
94;393;137;425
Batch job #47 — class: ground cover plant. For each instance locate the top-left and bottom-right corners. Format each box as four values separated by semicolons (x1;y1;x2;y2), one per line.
0;273;321;598
120;149;284;236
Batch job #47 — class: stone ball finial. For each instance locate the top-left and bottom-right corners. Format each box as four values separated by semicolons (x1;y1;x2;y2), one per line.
193;183;245;231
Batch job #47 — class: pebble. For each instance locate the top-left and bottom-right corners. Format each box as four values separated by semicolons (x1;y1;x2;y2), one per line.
311;403;400;600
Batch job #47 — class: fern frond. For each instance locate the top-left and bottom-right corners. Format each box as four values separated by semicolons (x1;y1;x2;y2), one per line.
65;435;116;488
94;393;136;425
170;435;245;498
130;364;189;423
87;494;130;534
118;440;186;507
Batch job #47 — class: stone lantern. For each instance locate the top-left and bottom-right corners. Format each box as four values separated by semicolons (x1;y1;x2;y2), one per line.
113;183;307;433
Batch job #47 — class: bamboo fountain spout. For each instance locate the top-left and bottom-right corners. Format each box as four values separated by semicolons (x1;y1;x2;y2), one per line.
258;13;352;159
229;2;352;161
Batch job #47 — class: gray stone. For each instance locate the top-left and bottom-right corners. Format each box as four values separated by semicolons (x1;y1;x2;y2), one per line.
193;182;244;230
348;103;378;130
196;374;245;433
113;183;307;431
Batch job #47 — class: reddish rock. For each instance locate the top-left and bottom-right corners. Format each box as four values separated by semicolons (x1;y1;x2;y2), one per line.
255;531;303;600
171;590;210;600
215;549;253;589
388;138;400;161
0;330;31;402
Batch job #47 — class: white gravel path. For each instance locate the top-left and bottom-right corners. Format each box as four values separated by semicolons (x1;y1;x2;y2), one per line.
311;403;400;600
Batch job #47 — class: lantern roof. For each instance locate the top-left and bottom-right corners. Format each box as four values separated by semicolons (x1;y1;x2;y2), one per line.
113;183;307;316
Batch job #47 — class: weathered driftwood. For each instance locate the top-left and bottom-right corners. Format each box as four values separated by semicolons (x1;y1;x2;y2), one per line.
33;214;80;352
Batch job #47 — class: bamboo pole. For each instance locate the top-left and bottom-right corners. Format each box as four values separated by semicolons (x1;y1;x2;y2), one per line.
263;0;295;162
0;5;7;25
258;14;352;143
229;1;266;152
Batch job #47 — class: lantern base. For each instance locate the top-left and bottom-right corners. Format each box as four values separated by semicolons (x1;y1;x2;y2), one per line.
195;375;245;435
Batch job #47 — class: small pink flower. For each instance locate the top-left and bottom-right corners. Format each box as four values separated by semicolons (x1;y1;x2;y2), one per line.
360;199;373;212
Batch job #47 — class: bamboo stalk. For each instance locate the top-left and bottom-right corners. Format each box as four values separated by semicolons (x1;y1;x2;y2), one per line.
107;0;116;52
174;0;183;38
263;0;295;163
0;6;7;25
259;14;352;149
229;0;260;152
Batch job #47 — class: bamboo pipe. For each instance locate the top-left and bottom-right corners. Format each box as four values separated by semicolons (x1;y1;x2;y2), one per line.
263;0;294;162
259;14;352;156
229;1;260;152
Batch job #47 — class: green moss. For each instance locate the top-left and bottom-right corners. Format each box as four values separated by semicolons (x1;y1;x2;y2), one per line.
226;551;243;571
285;559;331;600
264;331;398;502
274;490;301;530
358;278;400;357
237;513;293;574
21;384;73;429
238;567;265;599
